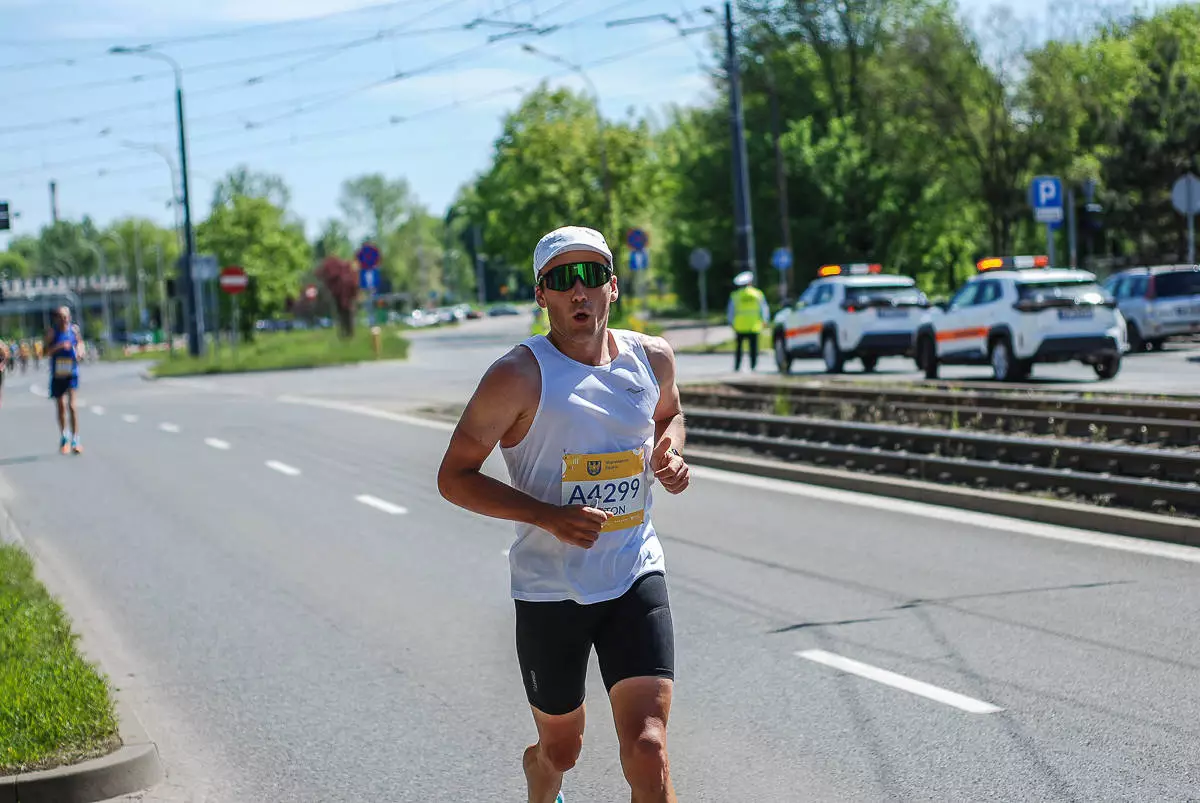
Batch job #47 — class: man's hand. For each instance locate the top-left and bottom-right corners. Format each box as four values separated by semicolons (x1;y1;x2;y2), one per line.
539;505;611;549
652;436;690;494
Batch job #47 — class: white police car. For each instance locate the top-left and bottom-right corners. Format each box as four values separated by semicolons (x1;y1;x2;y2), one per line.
772;263;930;374
913;256;1126;382
1102;264;1200;351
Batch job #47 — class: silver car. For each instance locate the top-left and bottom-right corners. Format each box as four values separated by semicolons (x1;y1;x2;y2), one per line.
1103;265;1200;351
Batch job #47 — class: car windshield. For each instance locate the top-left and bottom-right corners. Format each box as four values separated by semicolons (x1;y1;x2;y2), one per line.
1154;270;1200;298
845;283;927;305
1017;279;1109;304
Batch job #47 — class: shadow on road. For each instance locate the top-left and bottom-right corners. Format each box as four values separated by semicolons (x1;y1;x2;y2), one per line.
0;455;44;468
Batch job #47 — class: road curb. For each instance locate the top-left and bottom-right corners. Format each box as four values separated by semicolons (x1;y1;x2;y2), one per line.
685;448;1200;548
0;494;165;802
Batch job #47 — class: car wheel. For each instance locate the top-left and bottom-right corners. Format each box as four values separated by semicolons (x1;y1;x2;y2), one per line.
1127;322;1145;353
990;338;1018;382
822;334;844;374
1094;354;1121;380
861;355;879;373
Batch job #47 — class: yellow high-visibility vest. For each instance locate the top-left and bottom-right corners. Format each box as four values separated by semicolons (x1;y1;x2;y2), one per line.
530;306;550;335
731;286;767;334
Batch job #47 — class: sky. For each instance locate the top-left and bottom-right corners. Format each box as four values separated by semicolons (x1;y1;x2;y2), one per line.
0;0;1132;248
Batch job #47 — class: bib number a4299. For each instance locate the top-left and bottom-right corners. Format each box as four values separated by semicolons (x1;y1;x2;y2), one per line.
53;356;74;378
562;449;647;533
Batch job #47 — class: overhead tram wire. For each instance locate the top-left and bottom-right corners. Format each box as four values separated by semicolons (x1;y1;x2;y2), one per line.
11;25;715;190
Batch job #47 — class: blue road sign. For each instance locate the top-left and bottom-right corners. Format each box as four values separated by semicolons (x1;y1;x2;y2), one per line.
629;249;648;272
771;247;792;272
359;267;379;291
627;228;648;251
1030;176;1064;223
356;242;381;269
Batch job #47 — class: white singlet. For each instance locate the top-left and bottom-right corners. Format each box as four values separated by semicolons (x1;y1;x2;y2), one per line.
501;329;666;604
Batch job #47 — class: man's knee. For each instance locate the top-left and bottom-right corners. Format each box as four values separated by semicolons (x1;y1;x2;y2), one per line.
539;732;583;773
619;722;669;790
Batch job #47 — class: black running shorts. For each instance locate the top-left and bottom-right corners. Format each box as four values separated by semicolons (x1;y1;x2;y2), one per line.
514;571;674;716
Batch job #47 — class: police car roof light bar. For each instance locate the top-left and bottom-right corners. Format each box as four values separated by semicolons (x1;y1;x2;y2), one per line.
818;263;882;277
977;255;1049;272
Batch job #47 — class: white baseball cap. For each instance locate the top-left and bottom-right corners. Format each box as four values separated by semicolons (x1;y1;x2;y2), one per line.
532;226;613;283
734;270;754;287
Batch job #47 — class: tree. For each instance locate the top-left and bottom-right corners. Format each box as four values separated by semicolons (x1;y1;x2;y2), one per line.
313;219;354;260
0;251;28;279
212;166;291;211
197;195;311;333
339;174;412;242
316;256;359;337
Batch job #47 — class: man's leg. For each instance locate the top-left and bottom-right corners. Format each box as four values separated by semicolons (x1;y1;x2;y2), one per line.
611;677;675;803
525;705;585;803
749;330;760;371
67;388;81;451
595;573;676;803
733;333;744;372
515;597;596;803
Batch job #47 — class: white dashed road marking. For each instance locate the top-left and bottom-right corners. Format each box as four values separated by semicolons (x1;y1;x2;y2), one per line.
91;406;105;415
265;460;301;477
204;438;231;450
159;422;180;433
122;414;139;423
797;649;1003;714
355;495;408;515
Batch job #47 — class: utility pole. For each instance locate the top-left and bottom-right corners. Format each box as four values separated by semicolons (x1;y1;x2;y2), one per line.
110;46;202;356
767;74;792;300
725;1;757;282
472;223;486;307
49;181;59;224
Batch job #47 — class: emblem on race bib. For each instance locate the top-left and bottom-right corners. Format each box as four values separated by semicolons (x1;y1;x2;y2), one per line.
562;449;648;534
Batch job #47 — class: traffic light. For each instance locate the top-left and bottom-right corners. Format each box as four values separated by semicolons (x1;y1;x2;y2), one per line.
0;202;9;232
1085;202;1104;231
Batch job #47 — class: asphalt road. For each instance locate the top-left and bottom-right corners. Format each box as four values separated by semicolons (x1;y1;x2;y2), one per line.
1;317;1199;801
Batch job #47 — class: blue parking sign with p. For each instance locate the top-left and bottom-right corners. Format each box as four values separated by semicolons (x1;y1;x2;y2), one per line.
1030;176;1063;223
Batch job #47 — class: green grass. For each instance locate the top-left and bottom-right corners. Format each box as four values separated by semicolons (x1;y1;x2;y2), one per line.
150;326;411;377
678;331;773;354
0;544;119;775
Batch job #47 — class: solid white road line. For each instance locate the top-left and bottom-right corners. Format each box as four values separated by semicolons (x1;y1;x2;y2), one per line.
277;395;457;432
91;406;105;415
204;438;231;451
277;392;1200;566
265;460;301;477
354;495;408;515
159;422;180;433
797;649;1003;715
122;414;138;423
29;383;43;397
690;466;1200;566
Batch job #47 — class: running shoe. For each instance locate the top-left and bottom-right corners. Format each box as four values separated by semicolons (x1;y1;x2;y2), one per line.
60;435;69;455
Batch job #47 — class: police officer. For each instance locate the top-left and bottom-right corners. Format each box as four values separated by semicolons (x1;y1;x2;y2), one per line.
727;270;770;372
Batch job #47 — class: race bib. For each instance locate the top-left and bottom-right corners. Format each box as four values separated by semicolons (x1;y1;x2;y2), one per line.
561;449;647;533
53;356;74;378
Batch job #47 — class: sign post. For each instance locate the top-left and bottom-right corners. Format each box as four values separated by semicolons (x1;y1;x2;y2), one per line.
1030;176;1064;266
219;265;248;359
1171;173;1200;263
771;247;792;302
690;247;712;345
356;242;382;328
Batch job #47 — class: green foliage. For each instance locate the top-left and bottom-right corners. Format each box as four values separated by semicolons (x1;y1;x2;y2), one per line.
150;326;410;377
212;165;291;211
0;544;118;774
339;174;413;241
197;195;311;325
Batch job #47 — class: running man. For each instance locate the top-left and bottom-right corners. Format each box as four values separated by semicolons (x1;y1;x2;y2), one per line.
0;338;8;408
438;225;690;803
44;307;84;454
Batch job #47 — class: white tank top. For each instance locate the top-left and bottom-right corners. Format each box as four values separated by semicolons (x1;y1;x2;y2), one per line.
501;329;666;604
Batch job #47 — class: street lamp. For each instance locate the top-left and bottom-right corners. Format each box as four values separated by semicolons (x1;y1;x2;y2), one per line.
109;45;202;356
520;44;613;248
120;140;183;251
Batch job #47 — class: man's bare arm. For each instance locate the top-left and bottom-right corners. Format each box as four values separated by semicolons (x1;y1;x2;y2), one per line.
437;349;552;527
642;335;690;494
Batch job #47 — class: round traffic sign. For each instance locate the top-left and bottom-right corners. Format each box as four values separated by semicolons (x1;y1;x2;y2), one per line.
627;228;649;251
356;242;381;269
689;248;711;272
771;247;792;271
304;284;318;300
1171;173;1200;216
219;265;248;295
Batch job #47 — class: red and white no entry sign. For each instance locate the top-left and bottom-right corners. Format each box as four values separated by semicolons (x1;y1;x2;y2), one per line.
219;265;248;295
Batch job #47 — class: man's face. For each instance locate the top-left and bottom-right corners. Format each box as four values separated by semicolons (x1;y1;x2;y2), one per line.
54;309;70;330
534;250;618;340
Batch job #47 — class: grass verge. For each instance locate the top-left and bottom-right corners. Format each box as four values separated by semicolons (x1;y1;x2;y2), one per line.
0;543;119;775
150;326;411;378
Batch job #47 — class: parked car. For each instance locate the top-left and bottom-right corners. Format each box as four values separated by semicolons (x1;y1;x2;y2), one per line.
1102;264;1200;351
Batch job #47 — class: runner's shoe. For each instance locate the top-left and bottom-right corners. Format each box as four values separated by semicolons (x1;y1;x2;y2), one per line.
60;435;70;455
71;436;83;455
